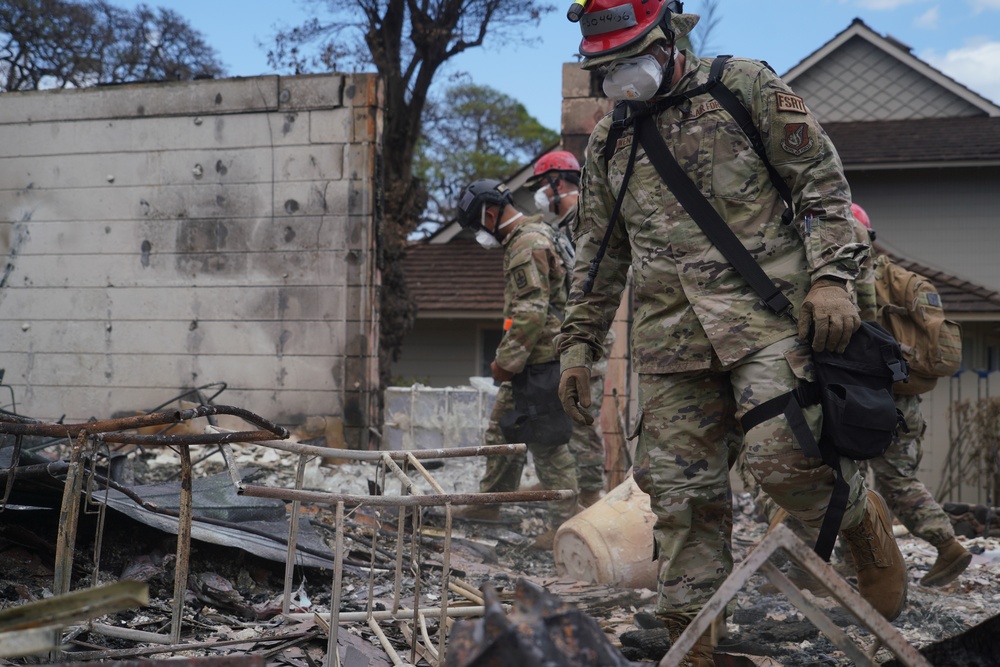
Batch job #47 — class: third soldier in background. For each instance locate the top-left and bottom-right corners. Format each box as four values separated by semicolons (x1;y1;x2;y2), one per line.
852;203;972;586
453;179;579;550
527;150;615;507
742;203;973;593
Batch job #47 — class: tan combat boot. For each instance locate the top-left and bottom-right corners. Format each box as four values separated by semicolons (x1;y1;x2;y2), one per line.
839;490;908;621
921;537;972;587
662;614;716;667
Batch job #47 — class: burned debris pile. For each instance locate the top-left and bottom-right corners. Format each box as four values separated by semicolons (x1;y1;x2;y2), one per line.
1;396;1000;666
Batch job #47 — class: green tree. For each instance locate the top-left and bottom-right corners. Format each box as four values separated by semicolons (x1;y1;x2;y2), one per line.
0;0;224;92
415;83;559;235
266;0;555;409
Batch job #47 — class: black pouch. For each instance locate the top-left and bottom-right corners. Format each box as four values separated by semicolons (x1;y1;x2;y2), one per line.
499;361;573;448
812;321;908;460
740;321;908;561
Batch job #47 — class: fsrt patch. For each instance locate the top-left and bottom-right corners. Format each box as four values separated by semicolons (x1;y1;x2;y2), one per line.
775;91;807;114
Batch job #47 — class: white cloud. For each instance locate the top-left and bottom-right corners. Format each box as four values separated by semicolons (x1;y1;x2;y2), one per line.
856;0;923;9
922;40;1000;104
969;0;1000;12
915;5;940;28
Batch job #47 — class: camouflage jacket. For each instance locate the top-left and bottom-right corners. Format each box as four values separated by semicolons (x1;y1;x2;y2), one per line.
852;218;877;321
559;51;866;374
495;216;568;373
549;205;617;377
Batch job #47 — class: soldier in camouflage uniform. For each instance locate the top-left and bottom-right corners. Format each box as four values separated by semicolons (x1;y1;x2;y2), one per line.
453;178;579;549
749;206;971;591
854;204;971;586
528;150;615;506
556;2;907;663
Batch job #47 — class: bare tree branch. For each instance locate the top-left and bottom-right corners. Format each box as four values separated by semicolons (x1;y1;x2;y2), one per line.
265;0;555;398
0;0;225;92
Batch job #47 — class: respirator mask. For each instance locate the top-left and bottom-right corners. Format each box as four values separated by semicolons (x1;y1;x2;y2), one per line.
475;228;501;249
533;188;551;212
474;206;521;249
602;54;664;102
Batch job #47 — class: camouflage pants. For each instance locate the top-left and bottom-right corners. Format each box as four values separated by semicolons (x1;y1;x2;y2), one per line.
744;393;955;550
865;393;955;547
634;336;866;617
479;382;579;522
567;373;606;493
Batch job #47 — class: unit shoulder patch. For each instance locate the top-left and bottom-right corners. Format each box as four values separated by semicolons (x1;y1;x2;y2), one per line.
508;256;542;297
780;122;813;156
775;91;807;114
513;267;529;291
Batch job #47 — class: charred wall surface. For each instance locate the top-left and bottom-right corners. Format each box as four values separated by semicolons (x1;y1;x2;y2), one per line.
0;73;382;447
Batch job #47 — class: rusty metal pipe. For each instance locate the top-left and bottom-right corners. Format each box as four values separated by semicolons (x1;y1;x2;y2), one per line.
96;430;281;446
0;405;288;440
206;426;525;461
170;446;193;644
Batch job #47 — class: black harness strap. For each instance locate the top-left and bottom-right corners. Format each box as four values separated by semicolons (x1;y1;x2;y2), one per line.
582;130;639;295
705;56;794;223
634;115;794;318
602;56;794;221
740;383;846;561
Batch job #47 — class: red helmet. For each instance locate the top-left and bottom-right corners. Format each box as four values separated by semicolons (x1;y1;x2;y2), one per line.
529;150;581;186
850;203;872;231
577;0;672;60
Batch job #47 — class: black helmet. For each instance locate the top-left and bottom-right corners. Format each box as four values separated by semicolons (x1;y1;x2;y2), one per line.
456;179;513;229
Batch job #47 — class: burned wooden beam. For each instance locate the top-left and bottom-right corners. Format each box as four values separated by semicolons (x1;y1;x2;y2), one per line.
0;580;149;641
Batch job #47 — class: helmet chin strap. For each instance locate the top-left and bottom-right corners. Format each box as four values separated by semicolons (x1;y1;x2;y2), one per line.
496;211;523;232
546;175;563;215
654;44;677;97
484;205;523;239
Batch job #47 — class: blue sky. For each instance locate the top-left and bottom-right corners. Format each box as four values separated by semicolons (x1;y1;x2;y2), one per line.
123;1;1000;130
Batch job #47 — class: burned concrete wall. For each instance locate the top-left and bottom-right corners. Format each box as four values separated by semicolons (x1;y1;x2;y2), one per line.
0;73;381;448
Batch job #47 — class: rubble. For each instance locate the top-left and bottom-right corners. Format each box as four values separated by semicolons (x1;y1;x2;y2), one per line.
2;403;1000;666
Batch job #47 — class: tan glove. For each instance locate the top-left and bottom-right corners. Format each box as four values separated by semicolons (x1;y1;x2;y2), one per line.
558;366;593;425
797;278;861;353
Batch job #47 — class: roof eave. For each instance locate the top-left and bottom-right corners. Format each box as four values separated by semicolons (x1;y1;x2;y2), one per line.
844;159;1000;170
416;309;503;319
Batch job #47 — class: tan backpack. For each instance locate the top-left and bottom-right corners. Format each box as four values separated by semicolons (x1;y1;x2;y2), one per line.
873;255;963;394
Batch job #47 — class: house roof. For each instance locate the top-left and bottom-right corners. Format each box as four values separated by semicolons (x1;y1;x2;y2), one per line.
781;18;1000;120
402;238;504;316
402;238;1000;317
877;245;1000;315
824;116;1000;167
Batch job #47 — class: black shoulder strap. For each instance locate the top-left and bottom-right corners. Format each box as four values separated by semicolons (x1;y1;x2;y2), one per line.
601;57;794;222
706;56;794;223
633;114;793;318
583;132;640;295
602;102;631;166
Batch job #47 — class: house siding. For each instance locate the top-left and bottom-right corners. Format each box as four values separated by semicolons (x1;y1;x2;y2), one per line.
392;318;502;387
0;74;382;448
846;166;1000;292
